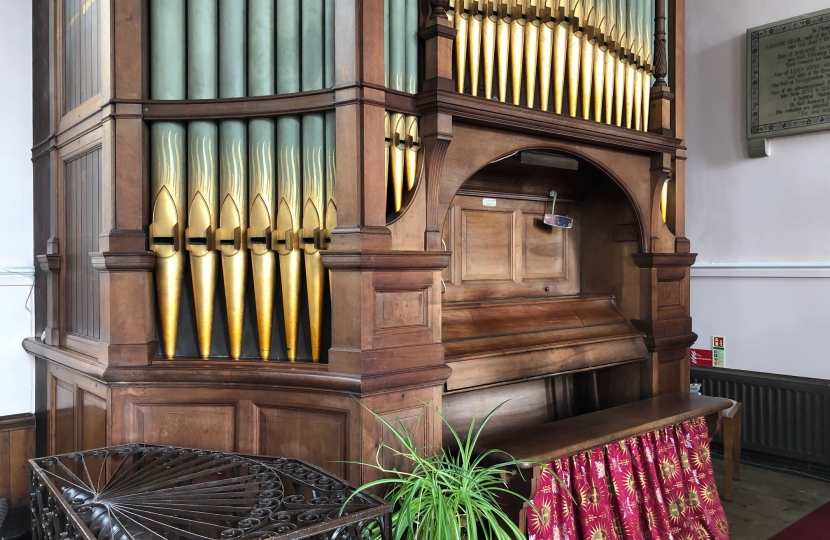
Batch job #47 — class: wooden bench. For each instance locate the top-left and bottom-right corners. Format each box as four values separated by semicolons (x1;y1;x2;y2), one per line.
475;393;735;528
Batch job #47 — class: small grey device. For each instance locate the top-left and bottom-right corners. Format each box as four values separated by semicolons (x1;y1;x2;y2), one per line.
543;190;574;229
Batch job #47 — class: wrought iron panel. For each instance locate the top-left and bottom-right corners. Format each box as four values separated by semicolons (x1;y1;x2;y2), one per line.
29;444;391;540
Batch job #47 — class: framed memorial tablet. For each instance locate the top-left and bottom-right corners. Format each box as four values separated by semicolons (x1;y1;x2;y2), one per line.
747;8;830;156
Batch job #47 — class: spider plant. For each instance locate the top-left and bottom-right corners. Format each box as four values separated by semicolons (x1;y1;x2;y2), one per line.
343;402;533;540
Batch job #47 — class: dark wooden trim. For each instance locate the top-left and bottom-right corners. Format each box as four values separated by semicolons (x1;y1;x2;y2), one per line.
322;250;451;271
632;252;698;268
417;90;685;155
0;413;36;431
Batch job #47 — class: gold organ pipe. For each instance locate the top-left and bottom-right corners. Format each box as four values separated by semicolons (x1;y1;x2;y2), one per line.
405;115;419;190
538;3;554;111
524;1;540;108
468;1;483;97
390;113;406;212
579;0;594;120
603;0;615;124
592;0;606;122
454;0;470;93
384;111;391;204
496;1;511;102
482;3;497;99
642;0;653;132
510;1;526;106
614;0;626;127
567;0;583;117
553;13;567;114
634;67;643;130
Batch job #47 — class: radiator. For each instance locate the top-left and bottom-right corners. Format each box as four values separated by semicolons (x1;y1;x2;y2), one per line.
691;367;830;467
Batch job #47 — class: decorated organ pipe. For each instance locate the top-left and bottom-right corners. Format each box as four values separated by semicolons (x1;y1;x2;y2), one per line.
186;0;219;360
385;0;422;218
148;0;339;361
301;0;326;363
448;0;655;129
276;0;302;361
325;0;336;255
149;0;186;360
217;0;247;360
248;0;276;361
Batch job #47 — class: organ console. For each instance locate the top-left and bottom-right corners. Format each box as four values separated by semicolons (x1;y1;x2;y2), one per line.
30;0;697;529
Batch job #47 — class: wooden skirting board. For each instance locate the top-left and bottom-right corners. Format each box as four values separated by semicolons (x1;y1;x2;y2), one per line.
0;413;35;508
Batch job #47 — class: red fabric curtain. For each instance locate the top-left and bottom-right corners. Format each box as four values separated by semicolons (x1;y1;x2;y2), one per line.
527;417;730;540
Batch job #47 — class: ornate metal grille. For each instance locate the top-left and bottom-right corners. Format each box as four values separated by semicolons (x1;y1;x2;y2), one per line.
29;445;391;540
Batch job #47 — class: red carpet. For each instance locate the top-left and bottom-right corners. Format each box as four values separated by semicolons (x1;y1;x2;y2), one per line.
769;501;830;539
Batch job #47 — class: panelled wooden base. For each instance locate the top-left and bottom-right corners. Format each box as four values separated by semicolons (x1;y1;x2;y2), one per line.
28;338;448;485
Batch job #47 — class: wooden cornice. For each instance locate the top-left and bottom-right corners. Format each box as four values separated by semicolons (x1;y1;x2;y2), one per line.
0;413;36;431
23;338;451;396
36;254;60;273
632;252;698;268
91;251;156;272
416;89;684;156
322;250;451;271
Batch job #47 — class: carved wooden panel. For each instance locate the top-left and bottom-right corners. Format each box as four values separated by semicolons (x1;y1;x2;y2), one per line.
134;404;236;452
446;196;579;301
522;213;566;280
461;209;514;281
63;0;100;112
257;406;346;477
53;377;76;455
79;390;107;480
658;281;682;309
65;149;102;340
378;407;427;475
370;271;436;349
375;291;427;330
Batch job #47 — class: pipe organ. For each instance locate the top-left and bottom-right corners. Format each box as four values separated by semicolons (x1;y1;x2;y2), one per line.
449;0;654;129
33;0;695;524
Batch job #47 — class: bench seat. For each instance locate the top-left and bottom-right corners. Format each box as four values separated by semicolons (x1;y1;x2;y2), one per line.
476;393;734;468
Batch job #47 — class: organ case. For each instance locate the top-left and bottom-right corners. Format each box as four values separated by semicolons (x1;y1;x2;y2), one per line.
29;0;692;496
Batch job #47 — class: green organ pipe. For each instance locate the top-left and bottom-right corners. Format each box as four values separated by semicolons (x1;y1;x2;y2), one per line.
248;0;277;360
276;0;302;361
405;0;418;94
218;0;247;360
186;0;218;360
149;0;186;359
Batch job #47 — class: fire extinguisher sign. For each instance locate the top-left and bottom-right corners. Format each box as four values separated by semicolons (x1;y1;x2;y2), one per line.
712;336;725;367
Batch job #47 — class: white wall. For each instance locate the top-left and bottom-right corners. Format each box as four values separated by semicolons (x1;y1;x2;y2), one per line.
0;0;35;415
687;0;830;380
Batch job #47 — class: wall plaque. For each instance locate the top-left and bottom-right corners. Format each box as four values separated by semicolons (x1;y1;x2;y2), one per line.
747;9;830;143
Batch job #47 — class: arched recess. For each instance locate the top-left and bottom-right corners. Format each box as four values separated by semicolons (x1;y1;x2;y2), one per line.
433;123;668;253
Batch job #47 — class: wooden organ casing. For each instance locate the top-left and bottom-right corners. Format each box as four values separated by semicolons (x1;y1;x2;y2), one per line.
28;0;694;499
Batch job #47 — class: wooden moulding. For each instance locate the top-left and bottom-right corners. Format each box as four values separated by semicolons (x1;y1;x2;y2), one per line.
416;90;684;155
141;85;419;120
443;296;648;391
